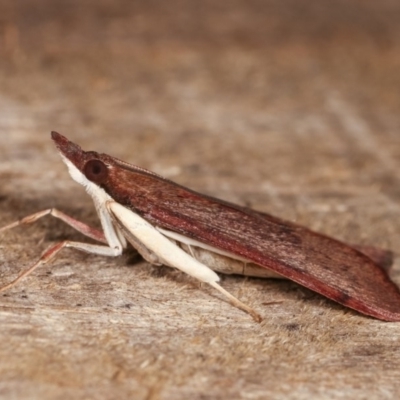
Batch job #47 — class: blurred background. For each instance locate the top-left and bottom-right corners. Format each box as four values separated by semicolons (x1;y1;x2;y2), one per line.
1;1;400;399
1;1;399;239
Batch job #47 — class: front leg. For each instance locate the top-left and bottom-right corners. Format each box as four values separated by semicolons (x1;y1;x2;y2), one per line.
107;201;262;322
109;212;163;266
0;208;107;243
0;240;123;292
0;207;125;292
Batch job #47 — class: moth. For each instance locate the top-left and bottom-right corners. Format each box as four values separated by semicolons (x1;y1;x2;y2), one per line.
1;131;400;322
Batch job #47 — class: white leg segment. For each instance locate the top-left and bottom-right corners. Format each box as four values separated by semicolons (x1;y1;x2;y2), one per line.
107;201;220;284
107;201;262;321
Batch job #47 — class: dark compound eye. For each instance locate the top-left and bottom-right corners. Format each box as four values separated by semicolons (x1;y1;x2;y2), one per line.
84;159;108;184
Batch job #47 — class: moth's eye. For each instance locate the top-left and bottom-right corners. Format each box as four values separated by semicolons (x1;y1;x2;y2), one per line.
84;159;108;183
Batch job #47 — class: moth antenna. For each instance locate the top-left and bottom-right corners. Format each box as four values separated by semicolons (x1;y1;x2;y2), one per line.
208;281;262;322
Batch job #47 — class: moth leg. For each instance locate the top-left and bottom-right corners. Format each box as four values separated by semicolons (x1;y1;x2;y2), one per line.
128;238;163;266
107;201;262;322
108;213;163;265
0;208;107;243
208;281;262;323
122;233;163;266
186;244;195;258
0;240;122;292
175;246;263;321
131;235;262;320
174;249;262;321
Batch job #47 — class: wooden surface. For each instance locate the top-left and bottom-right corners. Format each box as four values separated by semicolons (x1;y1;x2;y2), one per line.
1;1;400;399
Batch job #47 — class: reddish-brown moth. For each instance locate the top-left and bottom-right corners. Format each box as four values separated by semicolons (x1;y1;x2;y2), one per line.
1;131;400;322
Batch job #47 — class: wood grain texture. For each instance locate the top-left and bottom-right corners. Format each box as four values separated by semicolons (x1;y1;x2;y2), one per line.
1;0;400;399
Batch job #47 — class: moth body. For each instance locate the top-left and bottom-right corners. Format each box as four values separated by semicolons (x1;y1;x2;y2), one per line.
1;131;400;323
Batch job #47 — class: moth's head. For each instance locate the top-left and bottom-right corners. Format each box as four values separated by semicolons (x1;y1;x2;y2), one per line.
51;131;112;189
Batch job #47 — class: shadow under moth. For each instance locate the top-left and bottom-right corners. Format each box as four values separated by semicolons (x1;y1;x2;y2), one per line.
1;131;400;322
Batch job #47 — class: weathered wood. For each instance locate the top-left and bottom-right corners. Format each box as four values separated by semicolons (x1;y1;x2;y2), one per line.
1;1;400;399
